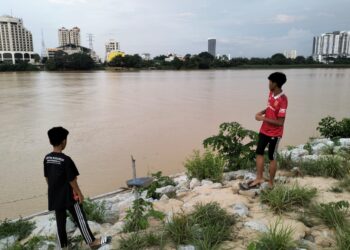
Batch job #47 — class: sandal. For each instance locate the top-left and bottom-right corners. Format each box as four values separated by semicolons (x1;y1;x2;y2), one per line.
90;236;112;250
239;180;262;190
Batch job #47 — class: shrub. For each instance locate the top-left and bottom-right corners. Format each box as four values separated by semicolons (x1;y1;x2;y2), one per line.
317;116;350;138
166;202;235;249
298;156;350;179
260;184;317;214
123;196;164;233
184;150;225;182
0;218;35;240
118;232;165;250
142;171;176;199
310;201;349;229
248;219;296;250
203;122;258;170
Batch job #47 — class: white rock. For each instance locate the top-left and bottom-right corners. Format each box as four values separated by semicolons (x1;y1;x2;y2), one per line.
290;148;309;161
244;220;268;232
312;143;328;155
173;175;188;185
155;185;177;195
302;155;319;161
105;221;125;235
201;180;213;186
29;214;56;237
97;245;111;250
160;194;169;201
311;138;331;145
340;138;350;147
211;183;223;189
244;172;256;181
232;203;249;217
178;245;196;250
66;217;76;233
190;178;201;189
0;235;18;249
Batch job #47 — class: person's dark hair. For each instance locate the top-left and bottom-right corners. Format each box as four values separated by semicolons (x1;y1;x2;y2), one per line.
47;127;69;146
268;72;287;88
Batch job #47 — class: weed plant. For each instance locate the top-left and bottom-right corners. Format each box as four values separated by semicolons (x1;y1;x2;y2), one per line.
276;153;295;171
123;197;165;233
166;202;235;249
0;218;35;240
298;156;349;179
247;219;296;250
338;175;350;192
310;201;349;229
142;171;176;199
260;184;317;214
184;150;225;182
119;232;166;250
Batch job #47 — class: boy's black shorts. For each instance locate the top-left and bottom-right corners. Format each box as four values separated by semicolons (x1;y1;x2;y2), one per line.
256;133;281;160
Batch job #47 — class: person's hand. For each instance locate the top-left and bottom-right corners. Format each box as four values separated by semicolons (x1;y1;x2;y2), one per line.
255;113;265;121
78;192;84;204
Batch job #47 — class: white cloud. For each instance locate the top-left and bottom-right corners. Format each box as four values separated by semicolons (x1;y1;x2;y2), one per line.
273;14;304;23
176;12;195;18
48;0;87;5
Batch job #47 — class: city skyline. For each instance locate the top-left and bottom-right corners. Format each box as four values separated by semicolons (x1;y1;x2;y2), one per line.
1;0;350;58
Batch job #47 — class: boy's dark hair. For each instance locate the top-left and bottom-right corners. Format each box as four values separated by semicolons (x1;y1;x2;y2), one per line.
48;127;69;146
268;72;287;88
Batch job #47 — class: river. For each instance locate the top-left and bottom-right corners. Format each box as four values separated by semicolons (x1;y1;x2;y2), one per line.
0;69;349;219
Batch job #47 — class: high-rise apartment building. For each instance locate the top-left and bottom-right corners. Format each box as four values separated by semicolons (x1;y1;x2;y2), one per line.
58;27;80;47
284;50;297;59
313;31;350;62
0;15;34;64
105;39;121;61
208;38;216;57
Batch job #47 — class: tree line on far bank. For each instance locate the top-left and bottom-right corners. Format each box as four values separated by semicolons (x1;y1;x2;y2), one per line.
2;51;350;72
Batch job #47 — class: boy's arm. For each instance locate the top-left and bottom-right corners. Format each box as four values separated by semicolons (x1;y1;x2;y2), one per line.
257;116;285;126
70;177;84;204
255;109;266;120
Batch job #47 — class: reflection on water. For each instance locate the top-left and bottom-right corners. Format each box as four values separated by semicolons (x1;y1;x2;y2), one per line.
0;69;350;219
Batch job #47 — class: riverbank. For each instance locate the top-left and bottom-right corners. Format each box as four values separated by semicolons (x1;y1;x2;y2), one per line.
2;137;350;249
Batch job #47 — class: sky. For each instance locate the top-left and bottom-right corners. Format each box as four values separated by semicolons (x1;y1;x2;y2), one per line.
1;0;350;59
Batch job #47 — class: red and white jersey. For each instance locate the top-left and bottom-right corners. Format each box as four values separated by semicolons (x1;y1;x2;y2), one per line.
260;91;288;137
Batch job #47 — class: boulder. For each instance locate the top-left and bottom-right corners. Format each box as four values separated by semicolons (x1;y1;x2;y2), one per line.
189;178;201;189
211;183;223;189
238;189;258;198
290;148;309;161
173;175;188;186
244;220;268;233
232;203;249;217
155;185;177;195
201;180;213;186
244;172;256;181
29;214;56;237
312;143;328;155
0;235;18;249
339;138;350;147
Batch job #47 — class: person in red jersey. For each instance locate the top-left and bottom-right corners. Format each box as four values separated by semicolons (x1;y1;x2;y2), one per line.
246;72;288;189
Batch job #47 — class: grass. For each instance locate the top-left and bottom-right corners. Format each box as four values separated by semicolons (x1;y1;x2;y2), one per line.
247;219;296;250
335;225;350;250
119;232;166;250
0;218;35;241
297;156;350;179
260;184;317;214
184;150;225;183
166;202;235;249
329;186;344;193
276;153;295;171
338;175;350;192
142;171;176;199
310;201;349;229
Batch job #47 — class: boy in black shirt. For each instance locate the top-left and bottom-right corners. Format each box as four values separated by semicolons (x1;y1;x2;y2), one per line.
44;127;111;249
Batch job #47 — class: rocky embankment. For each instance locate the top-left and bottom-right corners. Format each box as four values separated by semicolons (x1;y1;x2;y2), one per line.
1;138;350;250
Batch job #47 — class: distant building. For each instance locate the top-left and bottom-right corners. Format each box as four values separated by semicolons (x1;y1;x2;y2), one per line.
47;44;100;62
313;31;350;62
105;39;122;62
283;50;297;59
141;53;151;60
208;38;216;57
58;27;80;47
0;15;35;64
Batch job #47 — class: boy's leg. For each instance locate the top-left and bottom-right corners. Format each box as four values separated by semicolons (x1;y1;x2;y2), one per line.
267;137;281;187
250;133;269;187
55;209;68;248
68;201;96;245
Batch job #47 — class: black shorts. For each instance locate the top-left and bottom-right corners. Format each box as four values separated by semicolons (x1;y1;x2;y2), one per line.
256;133;281;160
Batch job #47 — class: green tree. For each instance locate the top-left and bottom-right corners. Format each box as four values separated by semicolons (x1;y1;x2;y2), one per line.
271;53;289;65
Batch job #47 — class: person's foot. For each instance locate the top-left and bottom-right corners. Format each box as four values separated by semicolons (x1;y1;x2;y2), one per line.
248;179;265;188
89;236;112;249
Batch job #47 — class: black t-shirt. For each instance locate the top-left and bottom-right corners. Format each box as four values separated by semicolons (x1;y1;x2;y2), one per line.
43;152;79;211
